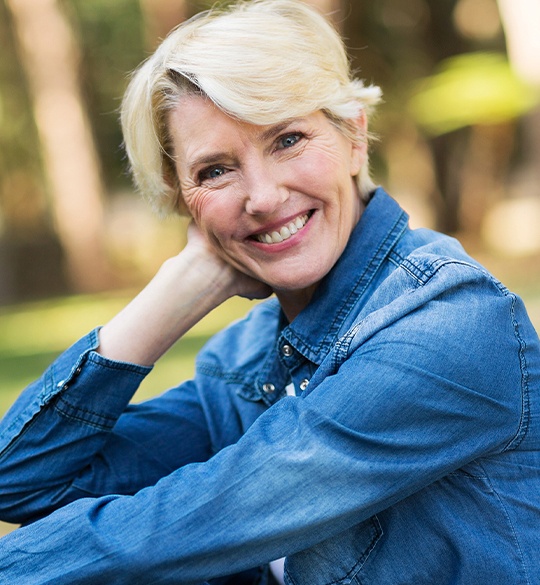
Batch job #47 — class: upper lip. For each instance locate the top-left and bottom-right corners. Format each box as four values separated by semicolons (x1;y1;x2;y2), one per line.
247;210;313;239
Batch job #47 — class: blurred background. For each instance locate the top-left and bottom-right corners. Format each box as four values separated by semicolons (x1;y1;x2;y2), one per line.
0;0;540;534
1;0;539;302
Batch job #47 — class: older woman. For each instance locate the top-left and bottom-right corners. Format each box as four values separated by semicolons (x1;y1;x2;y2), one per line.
0;1;539;584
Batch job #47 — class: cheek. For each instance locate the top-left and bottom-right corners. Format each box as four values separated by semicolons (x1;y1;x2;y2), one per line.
290;149;349;194
182;186;215;225
184;189;234;244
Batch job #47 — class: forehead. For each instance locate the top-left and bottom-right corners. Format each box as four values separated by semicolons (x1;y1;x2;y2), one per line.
168;95;304;148
167;95;324;172
169;96;250;149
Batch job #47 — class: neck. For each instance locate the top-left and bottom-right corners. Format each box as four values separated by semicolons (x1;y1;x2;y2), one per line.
275;284;318;323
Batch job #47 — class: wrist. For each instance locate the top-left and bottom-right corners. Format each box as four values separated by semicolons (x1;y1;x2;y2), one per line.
159;246;238;303
97;248;236;366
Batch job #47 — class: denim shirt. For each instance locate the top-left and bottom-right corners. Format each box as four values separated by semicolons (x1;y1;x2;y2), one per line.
0;189;539;585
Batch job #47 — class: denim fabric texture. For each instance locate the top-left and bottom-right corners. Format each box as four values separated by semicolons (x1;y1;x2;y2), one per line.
0;189;539;584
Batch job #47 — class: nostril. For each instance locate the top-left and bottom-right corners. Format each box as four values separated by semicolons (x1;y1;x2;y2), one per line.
245;187;289;216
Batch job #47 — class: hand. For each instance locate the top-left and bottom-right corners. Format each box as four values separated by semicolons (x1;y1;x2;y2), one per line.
98;223;272;366
184;222;272;301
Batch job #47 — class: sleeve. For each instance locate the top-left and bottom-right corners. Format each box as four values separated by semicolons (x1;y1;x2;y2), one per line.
0;268;529;585
0;328;213;524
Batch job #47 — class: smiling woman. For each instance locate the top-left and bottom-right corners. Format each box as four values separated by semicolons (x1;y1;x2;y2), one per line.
168;102;364;319
121;0;381;216
0;1;539;584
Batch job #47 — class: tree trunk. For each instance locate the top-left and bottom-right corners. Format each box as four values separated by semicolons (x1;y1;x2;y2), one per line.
497;0;540;86
497;0;540;199
5;0;110;292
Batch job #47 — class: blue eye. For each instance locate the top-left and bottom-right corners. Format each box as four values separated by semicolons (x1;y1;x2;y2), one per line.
199;165;227;183
278;133;302;149
208;167;225;178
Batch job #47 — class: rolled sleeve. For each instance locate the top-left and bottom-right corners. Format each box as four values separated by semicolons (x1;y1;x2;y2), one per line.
0;328;151;523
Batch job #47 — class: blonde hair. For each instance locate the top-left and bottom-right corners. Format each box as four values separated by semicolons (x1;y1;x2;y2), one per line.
121;0;382;215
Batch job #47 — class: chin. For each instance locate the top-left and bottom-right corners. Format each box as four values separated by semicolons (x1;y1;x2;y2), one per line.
264;269;328;294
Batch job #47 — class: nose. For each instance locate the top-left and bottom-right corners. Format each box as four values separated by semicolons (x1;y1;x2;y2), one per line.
244;160;289;216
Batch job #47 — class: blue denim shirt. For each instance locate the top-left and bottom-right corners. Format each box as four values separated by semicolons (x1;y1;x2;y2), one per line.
0;189;539;585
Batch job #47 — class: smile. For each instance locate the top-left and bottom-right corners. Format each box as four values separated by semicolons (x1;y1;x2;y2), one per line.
254;212;312;244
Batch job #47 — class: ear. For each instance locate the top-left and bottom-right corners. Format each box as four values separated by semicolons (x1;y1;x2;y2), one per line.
349;109;368;177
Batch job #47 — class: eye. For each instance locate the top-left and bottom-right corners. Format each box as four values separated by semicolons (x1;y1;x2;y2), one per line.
277;133;303;150
198;165;228;183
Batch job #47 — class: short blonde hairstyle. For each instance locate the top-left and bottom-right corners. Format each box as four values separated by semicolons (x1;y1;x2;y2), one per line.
121;0;382;215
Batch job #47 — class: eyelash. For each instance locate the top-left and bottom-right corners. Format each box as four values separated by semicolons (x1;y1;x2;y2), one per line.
197;131;305;184
276;132;304;150
197;166;227;183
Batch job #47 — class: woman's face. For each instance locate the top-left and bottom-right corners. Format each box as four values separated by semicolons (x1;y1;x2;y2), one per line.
169;96;367;299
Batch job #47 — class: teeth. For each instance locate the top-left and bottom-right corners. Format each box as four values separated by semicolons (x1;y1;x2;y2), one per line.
256;214;310;244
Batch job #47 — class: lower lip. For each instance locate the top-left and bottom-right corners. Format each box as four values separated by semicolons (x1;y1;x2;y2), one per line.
248;212;315;252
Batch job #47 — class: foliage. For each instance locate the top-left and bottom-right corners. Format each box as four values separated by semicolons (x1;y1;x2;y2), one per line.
67;0;146;190
409;52;540;135
0;0;46;236
1;0;540;302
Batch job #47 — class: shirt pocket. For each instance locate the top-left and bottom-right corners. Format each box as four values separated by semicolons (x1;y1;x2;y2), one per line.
284;516;382;585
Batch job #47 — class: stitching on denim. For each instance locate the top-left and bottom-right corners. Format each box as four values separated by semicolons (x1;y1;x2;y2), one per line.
331;323;360;371
197;362;263;403
283;515;383;585
387;249;403;268
0;409;43;458
400;257;504;292
54;396;117;431
476;461;531;585
197;361;254;386
87;352;151;375
319;214;409;354
502;294;531;452
0;369;65;457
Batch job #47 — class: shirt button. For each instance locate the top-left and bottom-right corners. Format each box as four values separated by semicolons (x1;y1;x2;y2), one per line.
281;344;293;357
299;379;309;391
262;383;276;394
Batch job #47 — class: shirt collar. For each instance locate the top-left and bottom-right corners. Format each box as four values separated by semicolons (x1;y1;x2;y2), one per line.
282;188;409;364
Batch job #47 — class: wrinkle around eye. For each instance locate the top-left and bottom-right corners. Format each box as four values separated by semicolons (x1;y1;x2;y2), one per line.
274;135;309;160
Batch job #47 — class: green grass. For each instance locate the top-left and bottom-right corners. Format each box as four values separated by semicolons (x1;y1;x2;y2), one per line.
0;292;257;417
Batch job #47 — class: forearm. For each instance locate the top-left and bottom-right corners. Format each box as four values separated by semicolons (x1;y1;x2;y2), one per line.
98;248;238;366
0;233;262;524
0;400;358;585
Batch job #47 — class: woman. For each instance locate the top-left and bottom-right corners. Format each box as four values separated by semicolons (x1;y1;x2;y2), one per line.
0;1;539;583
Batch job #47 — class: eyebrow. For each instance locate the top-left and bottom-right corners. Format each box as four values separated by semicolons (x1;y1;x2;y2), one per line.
187;118;307;174
189;152;233;171
259;119;301;142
